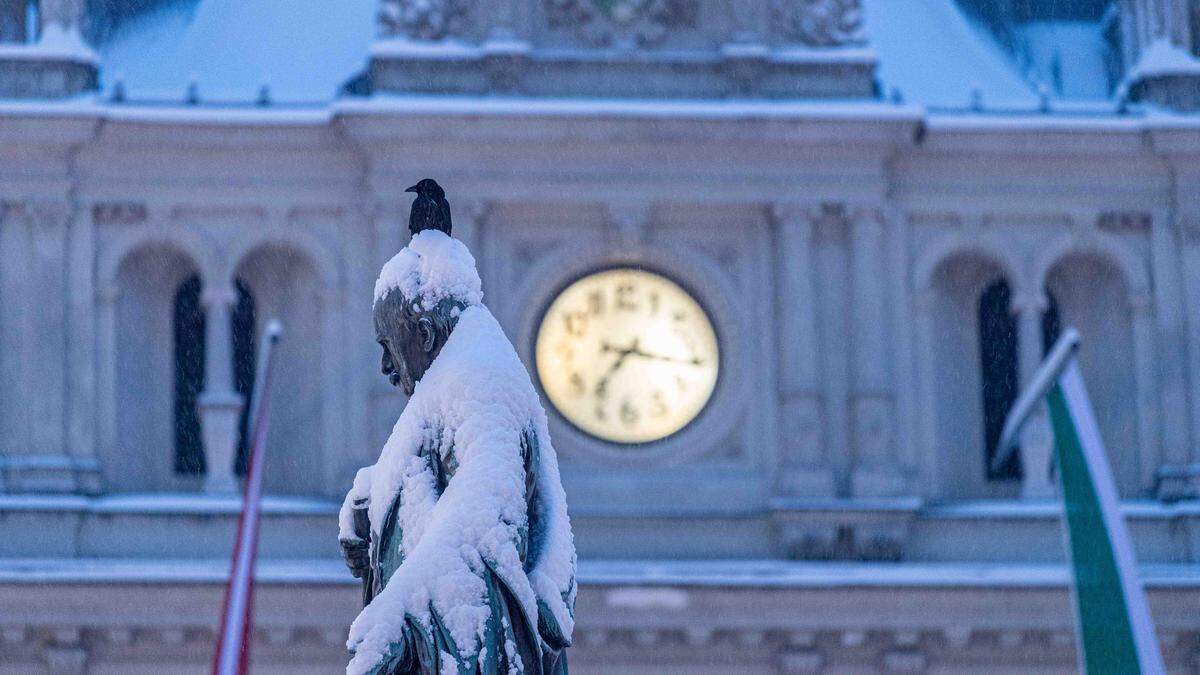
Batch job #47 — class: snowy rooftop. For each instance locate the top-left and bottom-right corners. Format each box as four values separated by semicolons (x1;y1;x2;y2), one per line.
98;0;376;103
86;0;1063;107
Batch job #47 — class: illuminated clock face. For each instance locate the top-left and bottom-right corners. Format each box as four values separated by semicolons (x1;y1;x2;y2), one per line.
535;268;719;444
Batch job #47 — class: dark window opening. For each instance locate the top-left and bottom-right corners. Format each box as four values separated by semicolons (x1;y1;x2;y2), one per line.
173;275;206;475
979;279;1022;481
1042;289;1061;356
232;279;257;476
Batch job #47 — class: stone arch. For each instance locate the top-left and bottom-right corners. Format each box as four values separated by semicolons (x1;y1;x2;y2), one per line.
231;239;329;495
1043;248;1145;495
98;226;218;295
107;241;207;492
1032;233;1150;304
913;234;1026;301
225;227;341;294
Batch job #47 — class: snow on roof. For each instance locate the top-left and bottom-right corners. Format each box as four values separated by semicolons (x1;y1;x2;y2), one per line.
91;0;1051;109
98;0;375;104
1018;21;1112;100
1127;39;1200;81
864;0;1037;109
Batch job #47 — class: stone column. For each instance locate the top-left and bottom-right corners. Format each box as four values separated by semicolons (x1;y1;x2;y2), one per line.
1012;293;1056;500
198;284;244;494
771;203;833;497
849;207;902;497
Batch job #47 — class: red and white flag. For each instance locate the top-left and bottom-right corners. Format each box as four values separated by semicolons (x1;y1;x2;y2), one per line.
213;320;283;675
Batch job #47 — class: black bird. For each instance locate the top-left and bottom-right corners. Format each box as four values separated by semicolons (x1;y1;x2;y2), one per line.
406;178;452;237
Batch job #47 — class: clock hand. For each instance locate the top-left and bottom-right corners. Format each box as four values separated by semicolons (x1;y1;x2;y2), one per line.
625;344;704;366
595;339;639;398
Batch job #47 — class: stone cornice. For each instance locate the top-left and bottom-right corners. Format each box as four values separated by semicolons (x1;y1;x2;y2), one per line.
1;570;1197;670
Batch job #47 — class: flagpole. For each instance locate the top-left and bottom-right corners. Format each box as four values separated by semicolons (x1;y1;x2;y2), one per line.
991;327;1080;475
213;320;283;675
995;327;1164;673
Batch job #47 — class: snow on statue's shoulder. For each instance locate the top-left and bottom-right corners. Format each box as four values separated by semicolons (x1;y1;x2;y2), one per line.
373;230;483;308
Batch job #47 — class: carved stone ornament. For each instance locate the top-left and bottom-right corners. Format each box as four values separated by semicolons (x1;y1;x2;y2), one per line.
545;0;698;48
378;0;471;41
772;0;866;47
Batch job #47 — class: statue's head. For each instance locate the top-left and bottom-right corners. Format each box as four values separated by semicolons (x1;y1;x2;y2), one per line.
372;223;482;395
373;291;465;395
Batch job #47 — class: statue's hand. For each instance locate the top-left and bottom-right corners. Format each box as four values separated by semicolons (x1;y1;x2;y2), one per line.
341;537;371;579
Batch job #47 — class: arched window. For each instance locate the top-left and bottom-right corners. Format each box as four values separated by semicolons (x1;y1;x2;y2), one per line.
173;277;257;478
232;279;256;476
979;279;1021;481
173;275;206;475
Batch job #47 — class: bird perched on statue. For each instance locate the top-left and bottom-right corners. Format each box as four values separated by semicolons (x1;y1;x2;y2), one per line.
406;178;453;237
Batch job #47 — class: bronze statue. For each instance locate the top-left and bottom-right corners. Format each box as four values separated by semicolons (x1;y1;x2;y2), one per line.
340;191;575;675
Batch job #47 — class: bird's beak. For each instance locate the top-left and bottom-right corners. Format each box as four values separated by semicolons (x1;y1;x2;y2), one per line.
405;185;418;193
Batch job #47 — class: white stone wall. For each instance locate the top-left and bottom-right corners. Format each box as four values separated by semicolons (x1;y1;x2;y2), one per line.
0;102;1198;560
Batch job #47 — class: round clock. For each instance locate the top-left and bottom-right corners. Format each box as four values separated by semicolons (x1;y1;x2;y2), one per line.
534;268;720;445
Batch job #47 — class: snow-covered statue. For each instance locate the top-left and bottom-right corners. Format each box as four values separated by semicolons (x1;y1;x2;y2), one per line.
339;210;576;675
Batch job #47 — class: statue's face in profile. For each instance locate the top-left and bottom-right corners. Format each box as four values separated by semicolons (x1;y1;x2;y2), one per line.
375;293;439;396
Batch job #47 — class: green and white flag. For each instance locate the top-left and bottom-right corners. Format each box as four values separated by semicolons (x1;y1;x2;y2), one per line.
996;328;1164;674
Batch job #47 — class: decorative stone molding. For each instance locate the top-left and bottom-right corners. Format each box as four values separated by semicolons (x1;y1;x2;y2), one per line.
719;43;769;95
881;649;927;672
853;396;892;471
771;498;921;561
1;617;1196;671
481;42;531;93
772;0;866;47
0;199;72;229
378;0;472;40
780;649;824;673
1097;210;1151;233
605;202;650;251
545;0;698;48
92;201;148;227
777;395;828;494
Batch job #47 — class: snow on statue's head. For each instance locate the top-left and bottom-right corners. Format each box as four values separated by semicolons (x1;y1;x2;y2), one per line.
373;230;482;396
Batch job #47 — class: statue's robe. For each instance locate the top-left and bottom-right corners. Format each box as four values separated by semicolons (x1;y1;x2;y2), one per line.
362;427;569;675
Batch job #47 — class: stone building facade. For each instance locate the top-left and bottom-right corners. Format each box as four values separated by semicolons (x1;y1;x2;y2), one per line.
0;0;1199;672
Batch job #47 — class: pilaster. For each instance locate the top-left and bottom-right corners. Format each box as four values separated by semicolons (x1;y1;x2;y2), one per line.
0;200;94;493
1163;212;1200;498
1148;207;1194;498
849;206;903;497
771;203;833;498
